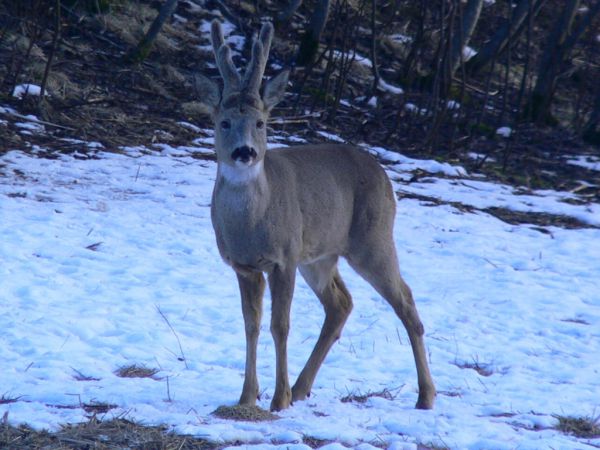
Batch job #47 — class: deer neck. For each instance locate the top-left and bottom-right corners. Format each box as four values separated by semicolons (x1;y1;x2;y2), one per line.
215;159;271;218
218;159;265;186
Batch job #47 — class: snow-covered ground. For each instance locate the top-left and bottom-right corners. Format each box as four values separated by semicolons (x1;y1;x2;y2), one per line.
1;120;600;449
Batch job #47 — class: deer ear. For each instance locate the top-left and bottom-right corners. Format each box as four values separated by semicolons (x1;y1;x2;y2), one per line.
194;74;221;112
262;70;289;111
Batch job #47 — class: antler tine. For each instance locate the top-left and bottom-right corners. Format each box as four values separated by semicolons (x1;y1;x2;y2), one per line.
210;19;224;54
242;22;273;94
210;20;241;94
216;45;241;94
259;21;274;60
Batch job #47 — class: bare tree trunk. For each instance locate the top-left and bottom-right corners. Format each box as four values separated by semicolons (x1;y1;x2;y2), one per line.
368;0;380;96
126;0;179;63
466;0;546;75
296;0;331;66
449;0;483;75
528;0;580;123
583;89;600;144
401;0;426;84
278;0;303;23
40;0;61;100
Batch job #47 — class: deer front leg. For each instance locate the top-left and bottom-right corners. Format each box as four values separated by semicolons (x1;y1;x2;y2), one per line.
268;264;296;411
237;271;266;405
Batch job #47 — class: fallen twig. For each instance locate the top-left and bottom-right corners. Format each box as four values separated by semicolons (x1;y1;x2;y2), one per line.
0;110;76;131
156;305;189;369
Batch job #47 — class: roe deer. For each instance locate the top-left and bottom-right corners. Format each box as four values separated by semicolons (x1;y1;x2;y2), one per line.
196;20;435;411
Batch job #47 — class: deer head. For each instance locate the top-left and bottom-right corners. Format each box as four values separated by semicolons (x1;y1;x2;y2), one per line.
197;20;289;175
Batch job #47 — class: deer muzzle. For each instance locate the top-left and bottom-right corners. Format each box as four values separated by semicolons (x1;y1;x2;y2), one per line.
231;145;258;164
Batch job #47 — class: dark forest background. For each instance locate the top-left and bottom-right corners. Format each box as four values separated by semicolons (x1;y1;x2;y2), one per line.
1;0;599;191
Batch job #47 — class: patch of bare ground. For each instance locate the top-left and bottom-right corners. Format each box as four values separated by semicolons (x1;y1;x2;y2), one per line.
482;207;597;230
0;417;216;449
47;400;118;415
302;435;333;448
212;404;278;422
114;363;160;379
398;191;598;230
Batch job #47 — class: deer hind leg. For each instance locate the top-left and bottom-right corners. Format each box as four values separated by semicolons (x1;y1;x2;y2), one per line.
292;256;353;402
347;246;436;410
237;271;266;406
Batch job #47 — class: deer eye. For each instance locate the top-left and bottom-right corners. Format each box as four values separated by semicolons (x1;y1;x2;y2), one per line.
256;120;264;129
220;120;231;130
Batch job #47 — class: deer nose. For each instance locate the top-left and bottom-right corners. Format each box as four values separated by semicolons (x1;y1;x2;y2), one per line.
231;145;258;163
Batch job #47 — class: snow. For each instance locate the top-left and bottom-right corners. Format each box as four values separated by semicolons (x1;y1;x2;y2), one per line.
394;175;600;226
0;104;17;115
12;83;45;99
177;121;203;133
1;113;600;449
317;131;346;143
378;79;404;95
15;121;45;133
404;103;428;116
388;34;412;45
369;146;467;177
567;155;600;171
496;126;512;138
332;51;373;68
446;100;460;110
463;46;477;61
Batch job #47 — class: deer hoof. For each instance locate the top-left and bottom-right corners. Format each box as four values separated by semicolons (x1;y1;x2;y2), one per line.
415;390;436;410
239;391;259;406
291;385;310;402
270;388;292;411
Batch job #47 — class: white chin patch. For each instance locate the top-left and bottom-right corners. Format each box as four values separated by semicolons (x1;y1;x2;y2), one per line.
220;160;263;185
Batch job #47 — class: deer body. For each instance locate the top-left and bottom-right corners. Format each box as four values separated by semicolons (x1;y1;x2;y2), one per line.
198;21;435;411
213;145;388;271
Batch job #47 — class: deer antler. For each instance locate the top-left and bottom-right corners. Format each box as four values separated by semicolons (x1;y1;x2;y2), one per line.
211;20;241;95
210;20;274;99
242;22;273;95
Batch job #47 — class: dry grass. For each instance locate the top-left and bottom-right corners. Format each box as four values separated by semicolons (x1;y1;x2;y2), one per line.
0;394;23;405
71;367;100;381
554;414;600;438
302;435;333;448
417;444;451;450
340;387;397;404
0;417;216;449
453;358;494;377
560;317;591;325
98;1;185;55
114;363;160;379
212;404;278;422
82;401;118;414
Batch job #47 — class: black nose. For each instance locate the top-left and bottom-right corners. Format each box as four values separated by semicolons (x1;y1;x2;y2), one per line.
231;145;258;163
